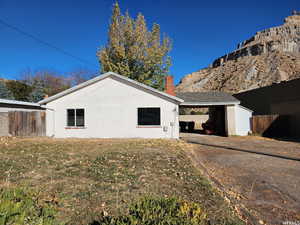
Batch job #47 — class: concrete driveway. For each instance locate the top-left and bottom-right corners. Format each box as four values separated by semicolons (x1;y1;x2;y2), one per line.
181;133;300;225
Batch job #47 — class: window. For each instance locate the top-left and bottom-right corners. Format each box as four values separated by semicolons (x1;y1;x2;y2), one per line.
137;107;160;126
67;109;85;127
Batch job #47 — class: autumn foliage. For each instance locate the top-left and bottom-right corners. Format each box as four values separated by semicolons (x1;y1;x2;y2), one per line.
97;2;172;90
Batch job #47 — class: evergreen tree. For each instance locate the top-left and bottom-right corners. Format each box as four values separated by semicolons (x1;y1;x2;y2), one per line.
5;80;33;101
28;81;45;102
0;81;14;100
97;2;171;90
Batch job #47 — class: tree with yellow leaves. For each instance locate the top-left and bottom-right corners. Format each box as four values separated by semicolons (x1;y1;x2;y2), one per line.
97;2;172;90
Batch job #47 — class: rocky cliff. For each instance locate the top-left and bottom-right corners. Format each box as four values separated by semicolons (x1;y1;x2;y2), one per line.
176;12;300;93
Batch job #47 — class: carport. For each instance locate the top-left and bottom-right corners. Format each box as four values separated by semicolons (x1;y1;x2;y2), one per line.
176;92;252;136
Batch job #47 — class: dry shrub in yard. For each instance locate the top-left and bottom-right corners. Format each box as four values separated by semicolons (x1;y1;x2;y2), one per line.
92;196;208;225
0;138;245;225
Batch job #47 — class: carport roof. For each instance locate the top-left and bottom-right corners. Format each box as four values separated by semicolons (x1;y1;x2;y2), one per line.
176;92;240;106
0;98;41;107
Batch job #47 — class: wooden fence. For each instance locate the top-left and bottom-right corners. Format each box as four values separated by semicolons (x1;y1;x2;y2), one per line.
250;114;290;137
8;111;46;136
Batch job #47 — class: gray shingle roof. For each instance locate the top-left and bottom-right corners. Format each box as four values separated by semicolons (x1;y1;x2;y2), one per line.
176;92;240;106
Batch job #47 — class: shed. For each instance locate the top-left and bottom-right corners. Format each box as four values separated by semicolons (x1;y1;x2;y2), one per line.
0;98;44;112
0;99;45;136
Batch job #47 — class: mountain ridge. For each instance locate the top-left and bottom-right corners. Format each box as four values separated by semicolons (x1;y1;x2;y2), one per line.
176;12;300;93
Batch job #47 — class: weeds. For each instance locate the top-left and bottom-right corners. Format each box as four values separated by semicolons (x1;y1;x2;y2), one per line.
92;196;243;225
0;187;60;225
0;138;244;225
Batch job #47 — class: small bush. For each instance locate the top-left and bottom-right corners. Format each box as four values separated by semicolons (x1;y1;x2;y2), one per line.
190;111;205;115
92;196;207;225
0;187;60;225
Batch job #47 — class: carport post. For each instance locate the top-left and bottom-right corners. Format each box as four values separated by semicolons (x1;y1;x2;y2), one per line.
225;105;237;136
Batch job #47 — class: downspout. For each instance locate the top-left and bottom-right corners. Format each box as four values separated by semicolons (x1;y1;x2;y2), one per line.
172;105;178;139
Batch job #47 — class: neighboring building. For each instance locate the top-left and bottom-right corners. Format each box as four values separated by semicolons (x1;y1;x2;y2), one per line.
0;99;45;136
39;72;183;139
234;78;300;137
177;92;253;136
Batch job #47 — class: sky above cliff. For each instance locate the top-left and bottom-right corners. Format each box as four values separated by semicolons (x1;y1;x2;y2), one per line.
0;0;299;84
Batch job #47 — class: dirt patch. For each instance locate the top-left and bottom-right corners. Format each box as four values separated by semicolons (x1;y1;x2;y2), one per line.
181;134;300;225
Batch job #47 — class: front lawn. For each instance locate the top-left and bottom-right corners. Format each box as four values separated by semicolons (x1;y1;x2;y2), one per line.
0;137;244;225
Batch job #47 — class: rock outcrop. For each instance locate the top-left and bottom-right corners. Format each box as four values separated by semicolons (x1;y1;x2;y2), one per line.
176;12;300;93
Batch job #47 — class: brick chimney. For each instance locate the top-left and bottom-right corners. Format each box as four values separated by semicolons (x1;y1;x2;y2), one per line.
165;76;175;96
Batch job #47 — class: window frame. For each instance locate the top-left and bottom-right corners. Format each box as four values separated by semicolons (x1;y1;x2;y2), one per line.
66;108;85;128
137;107;161;127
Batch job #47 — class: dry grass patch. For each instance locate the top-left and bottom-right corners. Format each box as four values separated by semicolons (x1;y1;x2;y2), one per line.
0;137;244;225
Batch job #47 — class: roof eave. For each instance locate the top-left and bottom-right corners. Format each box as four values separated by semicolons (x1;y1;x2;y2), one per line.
180;101;240;106
237;104;254;112
0;98;41;107
38;72;109;105
110;73;184;103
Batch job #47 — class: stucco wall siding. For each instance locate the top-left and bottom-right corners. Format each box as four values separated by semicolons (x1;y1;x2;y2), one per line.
225;105;252;136
225;105;236;136
45;77;180;138
234;105;252;136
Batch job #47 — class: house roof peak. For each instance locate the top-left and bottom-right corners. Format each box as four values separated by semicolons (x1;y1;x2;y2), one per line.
39;72;183;105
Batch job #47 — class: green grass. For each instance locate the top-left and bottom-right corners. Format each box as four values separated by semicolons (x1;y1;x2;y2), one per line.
0;137;244;225
0;187;59;225
94;196;209;225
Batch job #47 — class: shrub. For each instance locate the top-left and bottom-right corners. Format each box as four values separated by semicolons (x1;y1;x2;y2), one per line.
0;187;60;225
191;110;201;115
92;196;207;225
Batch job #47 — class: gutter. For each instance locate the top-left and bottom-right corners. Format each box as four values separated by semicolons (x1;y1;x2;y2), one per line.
180;101;240;106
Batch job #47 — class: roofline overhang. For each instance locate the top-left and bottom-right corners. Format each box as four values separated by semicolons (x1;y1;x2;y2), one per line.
237;104;254;112
0;98;41;107
180;101;240;106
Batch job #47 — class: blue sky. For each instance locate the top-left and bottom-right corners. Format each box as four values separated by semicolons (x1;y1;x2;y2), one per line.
0;0;299;84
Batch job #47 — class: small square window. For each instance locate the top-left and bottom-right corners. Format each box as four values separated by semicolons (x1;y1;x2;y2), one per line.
67;109;75;127
76;109;85;127
67;108;85;127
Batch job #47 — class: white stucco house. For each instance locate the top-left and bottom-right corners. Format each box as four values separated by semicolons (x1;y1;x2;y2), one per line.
38;71;252;139
39;72;183;139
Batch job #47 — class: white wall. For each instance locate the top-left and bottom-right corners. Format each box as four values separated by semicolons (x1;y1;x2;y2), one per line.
234;105;252;136
45;77;180;139
225;105;236;136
